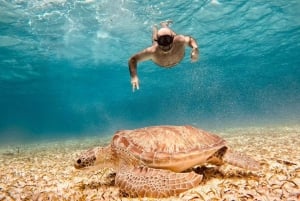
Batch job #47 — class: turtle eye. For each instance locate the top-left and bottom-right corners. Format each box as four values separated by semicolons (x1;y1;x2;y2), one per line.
77;159;82;164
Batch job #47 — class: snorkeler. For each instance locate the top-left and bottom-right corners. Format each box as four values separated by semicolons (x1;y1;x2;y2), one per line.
128;20;199;91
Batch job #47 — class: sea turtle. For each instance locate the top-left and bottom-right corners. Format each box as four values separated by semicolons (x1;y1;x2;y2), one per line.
74;125;260;198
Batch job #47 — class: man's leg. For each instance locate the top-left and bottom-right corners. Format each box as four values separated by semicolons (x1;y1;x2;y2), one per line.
152;25;158;44
160;20;173;28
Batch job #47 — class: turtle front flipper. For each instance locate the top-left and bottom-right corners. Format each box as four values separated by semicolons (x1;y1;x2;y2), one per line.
115;166;202;198
223;149;260;171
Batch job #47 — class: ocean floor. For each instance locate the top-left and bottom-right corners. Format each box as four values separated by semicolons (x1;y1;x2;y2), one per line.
0;126;299;201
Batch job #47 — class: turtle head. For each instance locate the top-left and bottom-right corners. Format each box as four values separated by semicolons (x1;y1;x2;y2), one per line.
74;146;112;169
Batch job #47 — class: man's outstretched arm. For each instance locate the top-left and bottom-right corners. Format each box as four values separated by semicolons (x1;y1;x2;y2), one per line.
128;55;139;91
186;36;199;62
128;48;153;91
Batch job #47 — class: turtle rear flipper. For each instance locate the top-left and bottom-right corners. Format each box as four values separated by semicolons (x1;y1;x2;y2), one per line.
223;150;260;171
115;166;202;198
207;147;260;171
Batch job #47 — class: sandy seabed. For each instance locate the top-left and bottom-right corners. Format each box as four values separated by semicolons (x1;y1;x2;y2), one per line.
0;126;299;201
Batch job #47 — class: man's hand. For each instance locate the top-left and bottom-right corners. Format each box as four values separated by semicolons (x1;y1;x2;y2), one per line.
191;47;199;62
131;76;140;92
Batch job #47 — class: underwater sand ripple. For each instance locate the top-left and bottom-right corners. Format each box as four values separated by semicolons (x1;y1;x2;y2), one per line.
0;126;299;200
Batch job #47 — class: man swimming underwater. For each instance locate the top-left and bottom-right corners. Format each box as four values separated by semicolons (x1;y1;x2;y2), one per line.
128;20;199;91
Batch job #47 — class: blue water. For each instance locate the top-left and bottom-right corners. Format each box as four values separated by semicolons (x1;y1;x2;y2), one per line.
0;0;299;143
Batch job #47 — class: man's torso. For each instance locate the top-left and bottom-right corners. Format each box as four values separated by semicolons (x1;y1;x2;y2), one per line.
152;37;186;67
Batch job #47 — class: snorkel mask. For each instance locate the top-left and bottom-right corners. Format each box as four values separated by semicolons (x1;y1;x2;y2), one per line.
156;35;174;46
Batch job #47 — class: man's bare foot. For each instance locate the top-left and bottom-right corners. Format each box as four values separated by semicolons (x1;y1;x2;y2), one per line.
160;20;173;28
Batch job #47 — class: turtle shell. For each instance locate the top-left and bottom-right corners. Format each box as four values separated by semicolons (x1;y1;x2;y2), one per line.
111;125;226;172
